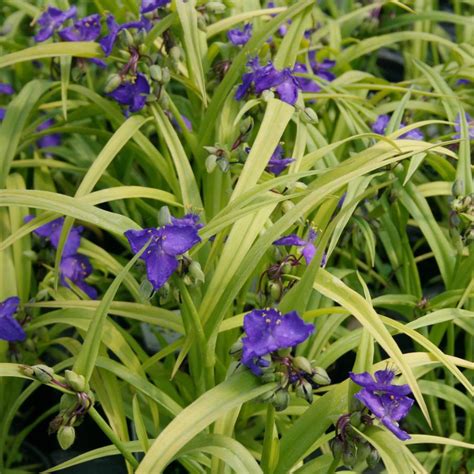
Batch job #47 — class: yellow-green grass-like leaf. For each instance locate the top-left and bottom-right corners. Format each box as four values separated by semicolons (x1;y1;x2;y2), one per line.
73;242;148;383
0;42;103;69
0;80;51;188
0;190;140;235
136;371;276;473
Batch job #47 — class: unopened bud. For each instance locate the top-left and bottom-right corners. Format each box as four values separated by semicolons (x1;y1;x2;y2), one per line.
189;261;205;284
293;356;313;374
197;14;207;32
206;1;226;13
260;390;276;402
217;158;230;172
311;367;331;385
452;179;464;197
170;46;181;63
295;379;313;404
119;28;135;49
342;443;357;468
60;393;78;412
240;116;253;135
65;370;87;392
229;339;243;356
356;441;371;465
57;425;75;450
261;90;275;102
149;65;163;83
206;154;217;173
158;206;172;226
32;364;55;383
183;274;193;286
272;389;290;411
104;74;122;93
349;411;361;428
139;279;154;301
329;436;344;459
367;447;380;469
20;365;35;377
301;107;318;124
261;372;276;383
268;281;282;301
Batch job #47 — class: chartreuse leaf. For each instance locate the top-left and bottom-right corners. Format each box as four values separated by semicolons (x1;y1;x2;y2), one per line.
0;80;51;188
132;395;150;454
0;42;103;68
136;372;275;473
0;190;140;236
73;243;148;383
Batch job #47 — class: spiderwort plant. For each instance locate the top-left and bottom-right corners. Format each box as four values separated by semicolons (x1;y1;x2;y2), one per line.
0;297;26;342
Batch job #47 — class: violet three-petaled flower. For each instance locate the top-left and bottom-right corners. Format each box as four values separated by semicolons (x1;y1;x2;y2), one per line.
60;254;98;299
266;144;295;175
34;6;77;42
141;0;171;14
241;308;314;375
292;63;320;93
100;14;152;56
228;24;252;46
273;228;318;265
0;83;14;95
108;73;150;113
454;112;474;139
124;214;202;290
372;114;423;140
235;57;300;105
0;296;26;342
349;370;414;441
36;118;61;150
58;14;101;42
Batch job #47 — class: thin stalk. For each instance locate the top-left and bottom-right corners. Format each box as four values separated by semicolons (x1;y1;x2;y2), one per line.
89;407;139;469
261;404;276;474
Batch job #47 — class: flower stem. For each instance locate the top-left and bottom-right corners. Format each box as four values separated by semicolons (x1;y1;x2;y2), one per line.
261;404;277;474
89;407;139;469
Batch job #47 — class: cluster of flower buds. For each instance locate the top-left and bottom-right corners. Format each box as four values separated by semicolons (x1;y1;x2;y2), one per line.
449;180;474;251
231;344;330;411
196;2;226;32
330;410;380;469
21;365;94;450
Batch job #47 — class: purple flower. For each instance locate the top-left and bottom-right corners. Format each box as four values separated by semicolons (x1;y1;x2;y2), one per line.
0;83;14;95
228;24;252;46
60;254;97;299
25;215;82;257
241;308;314;375
235;57;300;105
273;228;317;265
454;112;474;139
100;14;152;56
36;118;61;150
372;114;423;140
349;370;414;441
0;108;5;121
292;63;320;93
266;144;294;175
124;213;202;290
34;6;77;43
169;113;193;133
309;54;336;82
456;79;470;86
141;0;171;14
0;297;26;342
58;14;101;42
108;73;150;113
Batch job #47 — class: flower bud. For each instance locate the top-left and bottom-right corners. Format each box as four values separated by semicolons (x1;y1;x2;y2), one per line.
342;443;357;468
206;154;218;173
260;389;276;402
280;262;292;274
261;90;275;102
295;380;313;404
189;261;205;284
301;107;318;124
139;279;154;301
292;356;313;374
170;46;182;64
329;436;344;460
32;364;55;383
104;74;122;93
229;339;243;356
20;365;35;377
57;425;75;450
217;158;230;173
367;447;380;469
240;116;254;135
272;389;290;412
206;1;226;14
311;367;331;385
65;370;87;392
451;198;463;212
161;67;170;84
261;372;276;383
268;281;282;301
149;65;163;83
349;411;361;428
158;206;172;226
183;274;193;286
275;371;289;387
356;441;371;465
197;14;207;32
452;179;464;197
119;28;135;49
60;393;78;412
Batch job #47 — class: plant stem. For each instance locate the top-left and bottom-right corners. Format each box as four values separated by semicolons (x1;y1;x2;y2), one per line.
89;407;139;470
261;404;276;474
